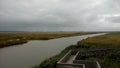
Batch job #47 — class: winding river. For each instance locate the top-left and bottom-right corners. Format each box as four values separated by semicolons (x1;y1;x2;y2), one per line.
0;33;105;68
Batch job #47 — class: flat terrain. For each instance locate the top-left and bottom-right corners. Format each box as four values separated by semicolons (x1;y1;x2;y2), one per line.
77;32;120;68
37;32;120;68
0;32;96;48
78;32;120;48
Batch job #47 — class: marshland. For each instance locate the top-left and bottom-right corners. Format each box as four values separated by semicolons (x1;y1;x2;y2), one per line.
0;32;120;68
0;32;96;48
35;32;120;68
0;0;120;68
0;32;102;68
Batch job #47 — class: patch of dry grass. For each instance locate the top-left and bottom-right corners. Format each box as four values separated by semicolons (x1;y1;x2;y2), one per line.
77;32;120;68
78;32;120;48
0;32;95;48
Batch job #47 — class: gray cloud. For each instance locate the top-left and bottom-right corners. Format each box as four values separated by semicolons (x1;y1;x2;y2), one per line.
0;0;120;31
107;16;120;23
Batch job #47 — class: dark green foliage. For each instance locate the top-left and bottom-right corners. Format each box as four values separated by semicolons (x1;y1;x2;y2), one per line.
33;45;90;68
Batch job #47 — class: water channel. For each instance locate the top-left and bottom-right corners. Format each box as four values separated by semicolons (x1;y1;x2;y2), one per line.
0;33;105;68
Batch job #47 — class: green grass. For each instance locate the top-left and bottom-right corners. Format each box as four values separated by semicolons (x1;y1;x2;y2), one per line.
33;45;88;68
35;32;120;68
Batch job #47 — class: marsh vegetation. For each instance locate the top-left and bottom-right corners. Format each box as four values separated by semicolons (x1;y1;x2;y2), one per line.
35;32;120;68
0;32;95;48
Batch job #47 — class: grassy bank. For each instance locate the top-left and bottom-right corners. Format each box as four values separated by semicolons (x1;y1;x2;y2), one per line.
77;32;120;68
35;32;120;68
78;32;120;48
33;45;88;68
0;32;95;48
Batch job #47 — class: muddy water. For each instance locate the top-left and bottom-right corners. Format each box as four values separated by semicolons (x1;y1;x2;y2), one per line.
0;33;105;68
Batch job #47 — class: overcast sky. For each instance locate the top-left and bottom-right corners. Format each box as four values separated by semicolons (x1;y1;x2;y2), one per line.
0;0;120;31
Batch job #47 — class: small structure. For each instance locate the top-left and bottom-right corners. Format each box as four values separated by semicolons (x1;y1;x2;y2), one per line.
56;50;101;68
56;48;120;68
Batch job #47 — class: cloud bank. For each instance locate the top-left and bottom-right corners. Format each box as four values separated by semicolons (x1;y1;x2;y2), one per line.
0;0;120;31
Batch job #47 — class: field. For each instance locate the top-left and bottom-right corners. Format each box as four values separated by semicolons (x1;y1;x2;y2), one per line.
78;32;120;48
35;32;120;68
0;32;96;48
78;32;120;68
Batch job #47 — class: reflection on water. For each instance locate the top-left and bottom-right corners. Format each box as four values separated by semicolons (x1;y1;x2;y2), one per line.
0;33;105;68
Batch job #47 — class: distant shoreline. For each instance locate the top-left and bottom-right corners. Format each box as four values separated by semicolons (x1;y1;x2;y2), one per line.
0;32;96;48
